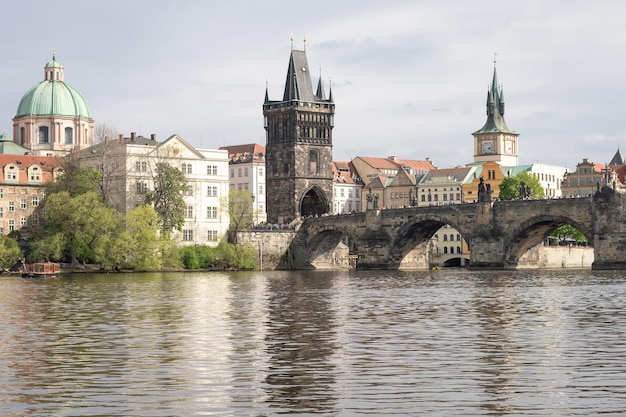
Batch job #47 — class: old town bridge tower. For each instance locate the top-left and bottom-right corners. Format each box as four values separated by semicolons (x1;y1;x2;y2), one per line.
263;45;334;224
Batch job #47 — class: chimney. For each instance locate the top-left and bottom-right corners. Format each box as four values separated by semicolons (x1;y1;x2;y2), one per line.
387;155;396;161
118;134;124;143
131;132;136;142
151;134;157;142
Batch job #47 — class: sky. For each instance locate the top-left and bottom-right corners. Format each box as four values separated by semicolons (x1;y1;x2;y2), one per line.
2;1;626;171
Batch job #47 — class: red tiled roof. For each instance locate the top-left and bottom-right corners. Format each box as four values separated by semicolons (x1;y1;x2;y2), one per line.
219;143;265;163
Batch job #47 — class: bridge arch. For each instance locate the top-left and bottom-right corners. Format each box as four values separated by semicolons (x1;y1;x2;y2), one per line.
301;222;360;269
387;214;471;269
504;214;593;266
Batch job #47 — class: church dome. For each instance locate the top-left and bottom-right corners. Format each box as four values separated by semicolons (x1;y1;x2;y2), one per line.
15;55;91;119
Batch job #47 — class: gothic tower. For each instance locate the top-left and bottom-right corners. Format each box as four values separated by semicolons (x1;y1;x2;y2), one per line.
263;45;334;224
472;59;519;166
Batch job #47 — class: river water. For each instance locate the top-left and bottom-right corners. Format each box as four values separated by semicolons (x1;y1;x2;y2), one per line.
1;269;625;416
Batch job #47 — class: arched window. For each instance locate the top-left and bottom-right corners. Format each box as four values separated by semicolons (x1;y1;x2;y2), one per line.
443;235;448;242
449;234;454;241
456;234;461;241
457;246;461;254
443;247;448;254
449;246;455;254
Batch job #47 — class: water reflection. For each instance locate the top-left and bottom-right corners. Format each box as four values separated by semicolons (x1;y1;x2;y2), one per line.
264;271;339;414
1;270;625;416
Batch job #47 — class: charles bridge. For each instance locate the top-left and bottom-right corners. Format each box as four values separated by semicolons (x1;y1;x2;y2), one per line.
240;187;626;270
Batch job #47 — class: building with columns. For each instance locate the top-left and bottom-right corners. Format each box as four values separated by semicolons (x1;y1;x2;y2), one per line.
13;54;94;157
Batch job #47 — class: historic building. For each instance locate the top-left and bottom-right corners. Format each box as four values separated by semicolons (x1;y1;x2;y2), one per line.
472;60;519;166
219;143;267;224
332;161;363;214
417;167;478;206
0;154;63;238
561;158;611;197
263;45;334;223
76;133;230;246
351;156;435;210
13;54;94;157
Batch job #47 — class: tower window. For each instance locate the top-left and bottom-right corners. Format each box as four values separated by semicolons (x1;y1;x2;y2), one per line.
309;150;319;174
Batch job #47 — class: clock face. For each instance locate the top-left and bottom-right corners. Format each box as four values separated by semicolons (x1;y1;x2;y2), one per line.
482;141;493;154
505;141;513;153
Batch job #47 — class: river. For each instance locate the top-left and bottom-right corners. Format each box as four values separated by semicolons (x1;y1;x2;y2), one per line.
0;269;625;416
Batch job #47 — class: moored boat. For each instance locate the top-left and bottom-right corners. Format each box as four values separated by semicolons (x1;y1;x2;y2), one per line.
21;262;61;278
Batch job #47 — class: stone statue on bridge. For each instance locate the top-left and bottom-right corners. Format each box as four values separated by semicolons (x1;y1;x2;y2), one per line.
477;177;492;203
519;181;531;200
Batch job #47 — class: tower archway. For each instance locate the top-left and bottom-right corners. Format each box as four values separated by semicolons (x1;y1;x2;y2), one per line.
299;186;329;218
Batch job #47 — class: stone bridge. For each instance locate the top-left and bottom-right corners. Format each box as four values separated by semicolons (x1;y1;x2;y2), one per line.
277;187;626;270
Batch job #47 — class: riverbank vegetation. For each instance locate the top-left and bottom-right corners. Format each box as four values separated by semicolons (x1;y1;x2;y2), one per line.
10;157;257;272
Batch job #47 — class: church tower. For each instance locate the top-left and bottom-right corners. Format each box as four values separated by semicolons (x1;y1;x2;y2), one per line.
472;59;519;166
263;42;334;224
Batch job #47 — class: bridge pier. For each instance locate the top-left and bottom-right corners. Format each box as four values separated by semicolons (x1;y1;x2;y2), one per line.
592;187;626;270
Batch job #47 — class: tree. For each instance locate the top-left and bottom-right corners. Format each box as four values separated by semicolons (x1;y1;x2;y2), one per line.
145;162;188;235
121;205;162;270
46;156;101;197
27;233;65;263
226;189;254;243
44;191;124;266
0;236;23;269
94;123;119;143
499;172;544;200
549;224;587;244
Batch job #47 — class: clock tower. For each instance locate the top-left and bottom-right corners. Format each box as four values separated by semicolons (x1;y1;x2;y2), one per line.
472;60;519;166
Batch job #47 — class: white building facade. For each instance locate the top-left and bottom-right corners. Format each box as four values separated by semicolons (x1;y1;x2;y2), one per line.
219;144;267;225
77;133;230;246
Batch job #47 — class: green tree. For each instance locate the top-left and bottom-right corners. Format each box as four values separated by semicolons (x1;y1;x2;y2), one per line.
0;236;23;269
121;205;162;270
549;224;587;244
46;156;101;197
499;172;544;200
226;189;254;243
145;162;187;235
27;233;65;263
44;191;124;267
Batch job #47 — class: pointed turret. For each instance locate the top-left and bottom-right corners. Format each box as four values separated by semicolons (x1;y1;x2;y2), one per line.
473;64;515;135
609;148;625;165
316;76;326;100
282;50;316;102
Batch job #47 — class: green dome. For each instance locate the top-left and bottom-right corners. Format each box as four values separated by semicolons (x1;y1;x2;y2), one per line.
15;57;91;119
16;80;91;119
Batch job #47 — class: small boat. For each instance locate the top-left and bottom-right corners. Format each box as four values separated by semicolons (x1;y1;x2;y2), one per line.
21;262;61;278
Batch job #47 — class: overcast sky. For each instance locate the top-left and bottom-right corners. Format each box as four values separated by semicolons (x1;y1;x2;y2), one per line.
2;1;625;171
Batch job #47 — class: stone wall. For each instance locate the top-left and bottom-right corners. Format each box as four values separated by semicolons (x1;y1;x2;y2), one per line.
518;245;594;269
237;231;296;270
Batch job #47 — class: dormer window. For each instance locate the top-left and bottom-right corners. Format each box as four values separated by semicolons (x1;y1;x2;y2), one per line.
5;165;18;182
29;165;41;182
